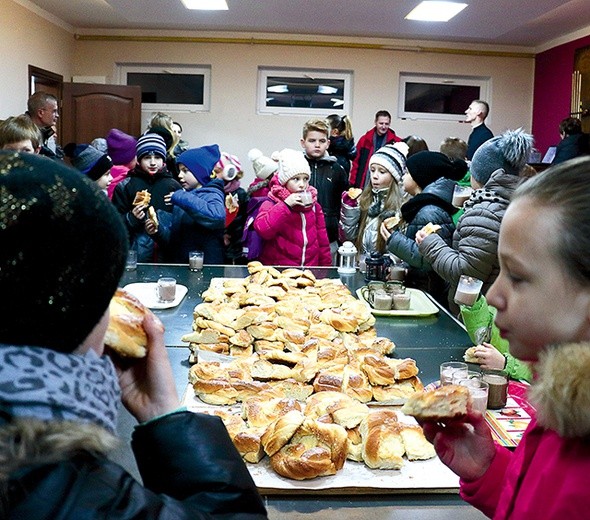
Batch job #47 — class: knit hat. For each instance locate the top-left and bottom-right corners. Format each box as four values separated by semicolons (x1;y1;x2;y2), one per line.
63;142;114;181
136;133;167;160
106;128;137;165
272;148;311;185
368;144;406;183
406;151;468;189
177;144;221;187
0;151;128;352
248;148;278;180
470;128;534;185
215;152;243;181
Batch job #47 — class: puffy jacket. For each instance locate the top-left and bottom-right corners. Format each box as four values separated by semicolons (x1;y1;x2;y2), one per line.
418;168;520;314
153;178;226;264
460;343;590;519
112;165;182;262
349;127;401;188
328;135;357;176
254;178;331;267
4;411;268;519
306;153;349;243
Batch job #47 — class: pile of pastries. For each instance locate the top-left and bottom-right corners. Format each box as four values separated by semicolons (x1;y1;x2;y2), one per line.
182;262;435;480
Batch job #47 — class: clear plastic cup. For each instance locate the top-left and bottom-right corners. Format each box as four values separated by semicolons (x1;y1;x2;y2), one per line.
156;277;176;302
457;378;489;414
440;361;468;385
454;275;483;306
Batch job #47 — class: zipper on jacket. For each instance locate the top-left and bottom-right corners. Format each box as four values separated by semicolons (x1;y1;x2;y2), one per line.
300;212;308;267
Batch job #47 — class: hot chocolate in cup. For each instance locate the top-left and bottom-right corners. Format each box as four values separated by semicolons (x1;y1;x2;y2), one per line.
452;185;473;207
454;275;483;306
300;190;313;206
157;277;177;303
482;370;508;409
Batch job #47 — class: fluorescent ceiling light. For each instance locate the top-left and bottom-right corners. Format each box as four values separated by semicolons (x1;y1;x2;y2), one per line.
405;1;467;22
317;85;338;95
267;85;289;93
181;0;228;10
331;99;344;107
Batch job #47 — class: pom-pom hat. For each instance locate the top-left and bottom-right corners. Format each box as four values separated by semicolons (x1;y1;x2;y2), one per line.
106;128;137;165
248;148;278;180
470;128;534;185
406;151;468;189
136;133;167;160
177;145;221;187
64;142;113;181
273;148;311;185
369;144;406;183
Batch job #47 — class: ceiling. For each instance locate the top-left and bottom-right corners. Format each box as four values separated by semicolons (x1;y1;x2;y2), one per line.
23;0;590;49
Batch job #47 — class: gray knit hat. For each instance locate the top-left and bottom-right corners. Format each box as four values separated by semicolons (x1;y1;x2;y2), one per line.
470;128;534;185
63;142;113;181
369;144;406;183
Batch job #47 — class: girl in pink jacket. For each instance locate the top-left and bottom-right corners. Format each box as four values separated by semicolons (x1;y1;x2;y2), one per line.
254;148;331;267
418;157;590;519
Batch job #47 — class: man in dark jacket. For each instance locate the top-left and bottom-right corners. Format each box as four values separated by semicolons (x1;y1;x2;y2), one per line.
349;110;401;188
465;100;493;160
552;116;590;165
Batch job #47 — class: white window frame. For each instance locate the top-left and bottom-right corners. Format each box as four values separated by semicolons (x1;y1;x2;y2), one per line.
398;72;490;122
117;63;211;113
257;67;352;116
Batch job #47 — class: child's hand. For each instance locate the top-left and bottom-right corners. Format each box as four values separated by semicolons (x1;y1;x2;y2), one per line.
145;219;158;235
132;204;147;221
164;191;174;206
472;342;506;370
285;193;304;207
380;221;392;242
415;229;428;245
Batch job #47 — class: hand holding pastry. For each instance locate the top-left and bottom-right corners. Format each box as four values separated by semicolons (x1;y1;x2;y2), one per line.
466;343;506;371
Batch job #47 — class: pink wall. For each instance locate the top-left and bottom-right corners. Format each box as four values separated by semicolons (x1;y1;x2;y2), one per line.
533;35;590;154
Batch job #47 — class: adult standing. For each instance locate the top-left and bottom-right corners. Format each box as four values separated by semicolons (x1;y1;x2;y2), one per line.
464;100;493;161
25;91;64;160
349;110;402;188
552;116;590;165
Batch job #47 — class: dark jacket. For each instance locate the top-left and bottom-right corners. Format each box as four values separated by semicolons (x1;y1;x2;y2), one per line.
4;412;268;519
154;178;226;264
349;127;401;188
306;153;348;243
112;165;182;262
224;185;248;263
552;133;590;165
328;135;357;176
387;178;458;306
467;123;494;160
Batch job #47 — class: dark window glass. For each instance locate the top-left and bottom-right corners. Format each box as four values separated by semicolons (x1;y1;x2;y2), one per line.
404;83;480;115
265;76;345;109
127;73;204;105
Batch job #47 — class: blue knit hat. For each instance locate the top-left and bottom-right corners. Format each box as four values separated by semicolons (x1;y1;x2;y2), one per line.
177;145;221;186
136;133;167;160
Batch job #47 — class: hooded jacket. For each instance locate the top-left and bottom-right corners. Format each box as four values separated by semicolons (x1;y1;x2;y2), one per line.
460;342;590;519
254;176;332;267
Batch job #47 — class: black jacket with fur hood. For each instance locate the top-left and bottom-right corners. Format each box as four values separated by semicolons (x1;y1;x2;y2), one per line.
1;411;267;519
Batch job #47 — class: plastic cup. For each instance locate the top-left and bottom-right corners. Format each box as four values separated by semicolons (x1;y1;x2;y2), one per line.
440;361;468;385
454;275;483;306
125;250;137;271
482;370;509;409
457;378;489;414
189;250;204;271
300;191;313;206
452;185;473;207
157;277;176;302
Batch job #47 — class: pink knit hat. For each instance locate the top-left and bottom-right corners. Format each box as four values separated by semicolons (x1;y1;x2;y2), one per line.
215;152;242;181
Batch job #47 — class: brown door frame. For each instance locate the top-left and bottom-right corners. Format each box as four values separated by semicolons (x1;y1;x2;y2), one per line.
28;65;64;136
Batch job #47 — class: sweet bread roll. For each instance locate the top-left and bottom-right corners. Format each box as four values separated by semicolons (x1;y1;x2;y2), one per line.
401;384;471;421
399;425;436;461
347;187;363;200
261;409;305;456
132;189;151;206
147;206;158;230
464;346;480;363
359;410;405;469
383;215;400;230
421;222;442;236
104;288;148;358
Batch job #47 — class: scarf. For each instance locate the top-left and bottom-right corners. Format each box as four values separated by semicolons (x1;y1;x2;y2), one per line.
0;345;120;434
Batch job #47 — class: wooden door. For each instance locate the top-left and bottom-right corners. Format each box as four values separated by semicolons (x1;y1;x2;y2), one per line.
61;83;142;146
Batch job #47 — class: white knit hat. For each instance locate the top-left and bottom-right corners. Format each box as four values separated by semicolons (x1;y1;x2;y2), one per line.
248;148;278;180
369;144;406;183
273;148;311;185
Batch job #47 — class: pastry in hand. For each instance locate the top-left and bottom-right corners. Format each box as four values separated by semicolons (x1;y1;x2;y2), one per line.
401;384;471;421
104;288;148;358
463;346;480;364
347;187;363;200
383;215;400;231
147;206;159;231
421;222;442;236
132;189;151;207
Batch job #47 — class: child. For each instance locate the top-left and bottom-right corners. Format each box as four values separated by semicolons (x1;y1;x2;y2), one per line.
0;151;267;518
106;128;137;199
419;157;590;518
215;152;248;264
112;133;181;262
416;129;534;315
301;117;349;257
340;143;405;256
0;114;42;153
459;295;532;382
382;150;467;307
246;148;277;198
64;142;114;193
253;148;331;267
146;145;225;264
326;114;357;176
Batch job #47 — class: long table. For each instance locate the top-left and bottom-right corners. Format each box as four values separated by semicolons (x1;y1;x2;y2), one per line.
113;264;487;519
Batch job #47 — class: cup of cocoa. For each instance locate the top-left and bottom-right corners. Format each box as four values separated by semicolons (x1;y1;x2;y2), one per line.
454;275;483;306
156;277;177;303
482;369;509;409
300;190;313;206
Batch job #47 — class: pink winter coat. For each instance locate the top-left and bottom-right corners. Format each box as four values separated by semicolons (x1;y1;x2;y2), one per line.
254;178;331;267
460;343;590;519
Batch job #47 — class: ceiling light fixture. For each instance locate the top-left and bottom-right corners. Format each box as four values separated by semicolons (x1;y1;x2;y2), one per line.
405;1;467;22
267;85;289;93
317;85;338;95
181;0;228;10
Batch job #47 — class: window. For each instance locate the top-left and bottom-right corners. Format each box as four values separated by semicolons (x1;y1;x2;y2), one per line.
258;68;352;115
118;64;211;112
398;73;490;122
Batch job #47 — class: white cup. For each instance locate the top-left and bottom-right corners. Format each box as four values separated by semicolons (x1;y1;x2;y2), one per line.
157;277;176;302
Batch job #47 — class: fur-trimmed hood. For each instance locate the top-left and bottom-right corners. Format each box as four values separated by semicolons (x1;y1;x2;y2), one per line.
528;342;590;438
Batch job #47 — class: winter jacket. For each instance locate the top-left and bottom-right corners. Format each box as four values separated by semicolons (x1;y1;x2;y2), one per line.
107;164;130;199
339;188;398;255
224;182;248;263
460;343;590;519
459;296;532;382
386;178;458;305
306;153;349;243
349;127;401;188
418;168;520;315
328;135;357;176
254;177;331;267
112;165;182;262
467;123;494;160
3;411;268;519
552;133;590;165
153;178;226;264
